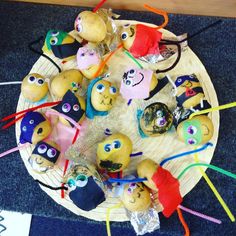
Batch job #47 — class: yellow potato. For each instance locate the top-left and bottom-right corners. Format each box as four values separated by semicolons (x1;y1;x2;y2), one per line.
51;69;83;99
21;73;48;102
75;11;107;43
91;79;118;111
97;133;132;172
177;115;214;145
121;182;151;212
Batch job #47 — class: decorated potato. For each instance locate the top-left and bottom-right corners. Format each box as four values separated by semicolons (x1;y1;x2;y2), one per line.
19;111;52;144
137;159;182;217
42;30;82;61
86;77;118;119
74;11;107;43
174;74;205;109
97;133;133;172
120;24;162;58
51;69;83;99
139;102;173;137
177;115;214;145
52;90;86;127
77;45;106;79
28;141;60;173
65;163;106;211
121;182;151;212
21;73;48;102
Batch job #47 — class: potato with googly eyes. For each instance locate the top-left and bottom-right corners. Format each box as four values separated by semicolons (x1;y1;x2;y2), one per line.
174;74;205;109
120;24;162;58
65;164;106;211
28;141;60;174
21;73;48;102
76;45;107;79
51;69;83;99
97;133;132;172
177;115;214;145
121;182;151;212
91;79;118;112
139;102;173;137
74;11;107;43
51;90;86;127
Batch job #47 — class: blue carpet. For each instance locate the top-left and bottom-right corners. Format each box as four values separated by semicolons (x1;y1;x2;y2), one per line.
0;1;236;235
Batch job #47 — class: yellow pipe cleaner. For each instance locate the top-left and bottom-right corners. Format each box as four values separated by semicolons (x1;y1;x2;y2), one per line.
106;202;123;236
193;150;235;222
190;101;236;119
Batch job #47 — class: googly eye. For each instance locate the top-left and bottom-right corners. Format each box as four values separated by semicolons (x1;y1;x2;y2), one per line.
123;24;130;28
128;69;136;76
28;76;36;83
47;148;57;158
156;117;167;127
62;103;71;113
109;86;117;95
50;37;58;45
187;125;198;135
37;79;44;86
76;174;88;187
104;144;112;152
37;143;47;154
130;183;136;188
67;178;76;189
73;104;80;111
51;31;59;36
127;187;132;194
156;110;163;118
29;119;34;125
76;16;81;22
96;84;105;93
187;138;198;145
124;79;132;87
121;32;128;41
113;140;121;149
22;126;27;132
77;24;83;33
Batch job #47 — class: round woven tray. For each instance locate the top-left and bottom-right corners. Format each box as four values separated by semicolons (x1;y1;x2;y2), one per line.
16;20;219;222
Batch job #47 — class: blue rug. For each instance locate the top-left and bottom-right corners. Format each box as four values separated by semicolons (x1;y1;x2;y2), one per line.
0;1;236;235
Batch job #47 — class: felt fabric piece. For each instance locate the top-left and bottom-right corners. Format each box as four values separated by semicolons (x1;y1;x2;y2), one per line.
120;68;153;100
68;176;105;211
182;119;203;145
51;40;82;59
144;76;169;100
32;141;60;164
20;111;46;144
152;166;182;217
52;90;85;127
77;45;101;70
136;109;147;138
129;24;162;58
86;77;108;119
176;87;204;107
44;30;67;51
175;74;200;87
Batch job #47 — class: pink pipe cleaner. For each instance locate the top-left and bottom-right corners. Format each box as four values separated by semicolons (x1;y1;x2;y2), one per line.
179;205;222;224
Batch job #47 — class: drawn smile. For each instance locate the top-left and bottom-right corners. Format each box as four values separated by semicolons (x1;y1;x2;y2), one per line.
132;73;144;87
35;157;44;165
